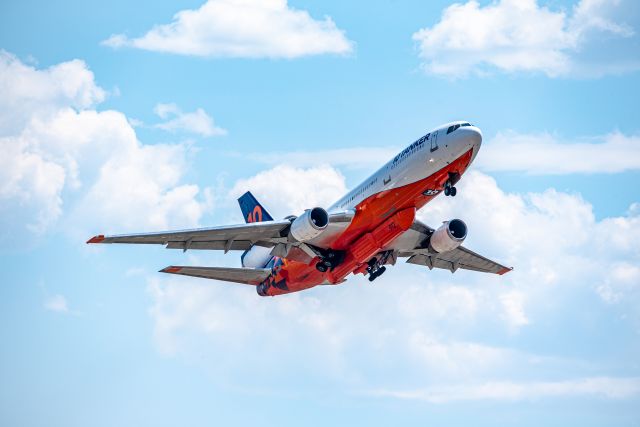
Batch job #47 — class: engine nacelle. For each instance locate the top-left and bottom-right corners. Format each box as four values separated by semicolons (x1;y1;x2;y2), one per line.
429;219;467;253
241;245;273;268
290;207;329;242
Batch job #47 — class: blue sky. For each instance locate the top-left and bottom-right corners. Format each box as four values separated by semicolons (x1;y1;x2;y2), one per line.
1;0;640;426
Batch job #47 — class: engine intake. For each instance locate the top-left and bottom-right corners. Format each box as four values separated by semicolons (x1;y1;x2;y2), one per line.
429;219;467;253
290;207;329;242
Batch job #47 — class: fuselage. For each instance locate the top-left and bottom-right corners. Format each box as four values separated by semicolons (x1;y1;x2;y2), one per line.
256;121;483;296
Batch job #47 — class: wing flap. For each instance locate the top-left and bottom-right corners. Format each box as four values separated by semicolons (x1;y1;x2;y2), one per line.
160;265;272;285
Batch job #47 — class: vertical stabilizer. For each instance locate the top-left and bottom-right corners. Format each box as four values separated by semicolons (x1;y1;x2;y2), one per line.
238;191;274;223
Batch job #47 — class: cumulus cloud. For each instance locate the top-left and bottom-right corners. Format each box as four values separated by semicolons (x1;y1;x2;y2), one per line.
154;103;227;137
477;131;640;174
145;165;640;395
230;164;348;217
0;52;211;244
413;0;640;78
103;0;353;58
0;50;105;135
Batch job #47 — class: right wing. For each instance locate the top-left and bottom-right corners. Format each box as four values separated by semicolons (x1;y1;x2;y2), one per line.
87;220;293;252
160;266;272;285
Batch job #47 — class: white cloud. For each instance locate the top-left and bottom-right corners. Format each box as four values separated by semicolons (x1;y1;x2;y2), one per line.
44;294;69;313
103;0;353;58
596;263;640;304
477;131;640;174
0;52;211;244
230;164;348;217
499;291;529;330
153;103;226;137
0;50;105;135
369;377;640;403
413;0;639;78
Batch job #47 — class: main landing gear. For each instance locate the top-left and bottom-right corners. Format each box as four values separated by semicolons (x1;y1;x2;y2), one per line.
367;253;390;282
315;250;345;273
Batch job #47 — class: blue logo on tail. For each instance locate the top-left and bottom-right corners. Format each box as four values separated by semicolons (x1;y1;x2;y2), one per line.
238;191;274;223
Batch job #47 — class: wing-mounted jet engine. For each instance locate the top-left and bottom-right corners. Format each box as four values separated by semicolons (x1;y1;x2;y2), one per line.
289;207;329;242
428;219;467;253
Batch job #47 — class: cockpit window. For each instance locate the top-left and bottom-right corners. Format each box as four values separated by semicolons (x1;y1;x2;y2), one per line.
447;123;472;134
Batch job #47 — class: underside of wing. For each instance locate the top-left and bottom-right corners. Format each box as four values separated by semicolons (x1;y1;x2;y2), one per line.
405;246;512;274
392;219;512;275
87;220;292;251
159;266;272;285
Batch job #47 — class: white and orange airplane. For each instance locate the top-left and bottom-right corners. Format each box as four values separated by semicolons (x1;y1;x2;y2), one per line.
88;121;511;296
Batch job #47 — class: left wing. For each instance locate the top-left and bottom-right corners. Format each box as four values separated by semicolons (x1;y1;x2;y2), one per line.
87;220;293;252
160;266;271;285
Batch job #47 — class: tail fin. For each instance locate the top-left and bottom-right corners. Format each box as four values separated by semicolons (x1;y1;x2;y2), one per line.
238;191;274;223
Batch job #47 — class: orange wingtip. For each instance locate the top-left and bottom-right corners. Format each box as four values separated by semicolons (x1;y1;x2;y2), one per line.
161;266;182;274
497;267;514;275
87;235;105;244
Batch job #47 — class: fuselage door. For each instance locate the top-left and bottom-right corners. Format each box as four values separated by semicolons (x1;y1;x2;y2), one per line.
430;130;439;152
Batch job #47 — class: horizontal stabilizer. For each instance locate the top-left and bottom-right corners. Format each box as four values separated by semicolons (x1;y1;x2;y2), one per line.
159;265;272;285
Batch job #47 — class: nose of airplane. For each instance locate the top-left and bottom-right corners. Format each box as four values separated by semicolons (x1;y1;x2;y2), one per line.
458;126;482;150
446;125;482;163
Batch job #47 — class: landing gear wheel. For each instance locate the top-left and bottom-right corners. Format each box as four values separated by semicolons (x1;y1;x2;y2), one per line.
450;186;457;197
316;262;328;273
367;266;387;282
444;186;451;196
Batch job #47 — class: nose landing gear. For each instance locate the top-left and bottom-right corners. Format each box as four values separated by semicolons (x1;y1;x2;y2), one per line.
444;183;457;197
444;172;460;197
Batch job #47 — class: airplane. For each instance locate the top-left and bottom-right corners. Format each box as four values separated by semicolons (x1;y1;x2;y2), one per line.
88;121;512;296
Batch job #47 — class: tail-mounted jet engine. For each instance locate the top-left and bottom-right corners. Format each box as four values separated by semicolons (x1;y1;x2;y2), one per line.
290;207;329;242
429;219;467;253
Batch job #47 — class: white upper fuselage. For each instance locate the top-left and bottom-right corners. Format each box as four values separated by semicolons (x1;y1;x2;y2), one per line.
329;121;483;213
